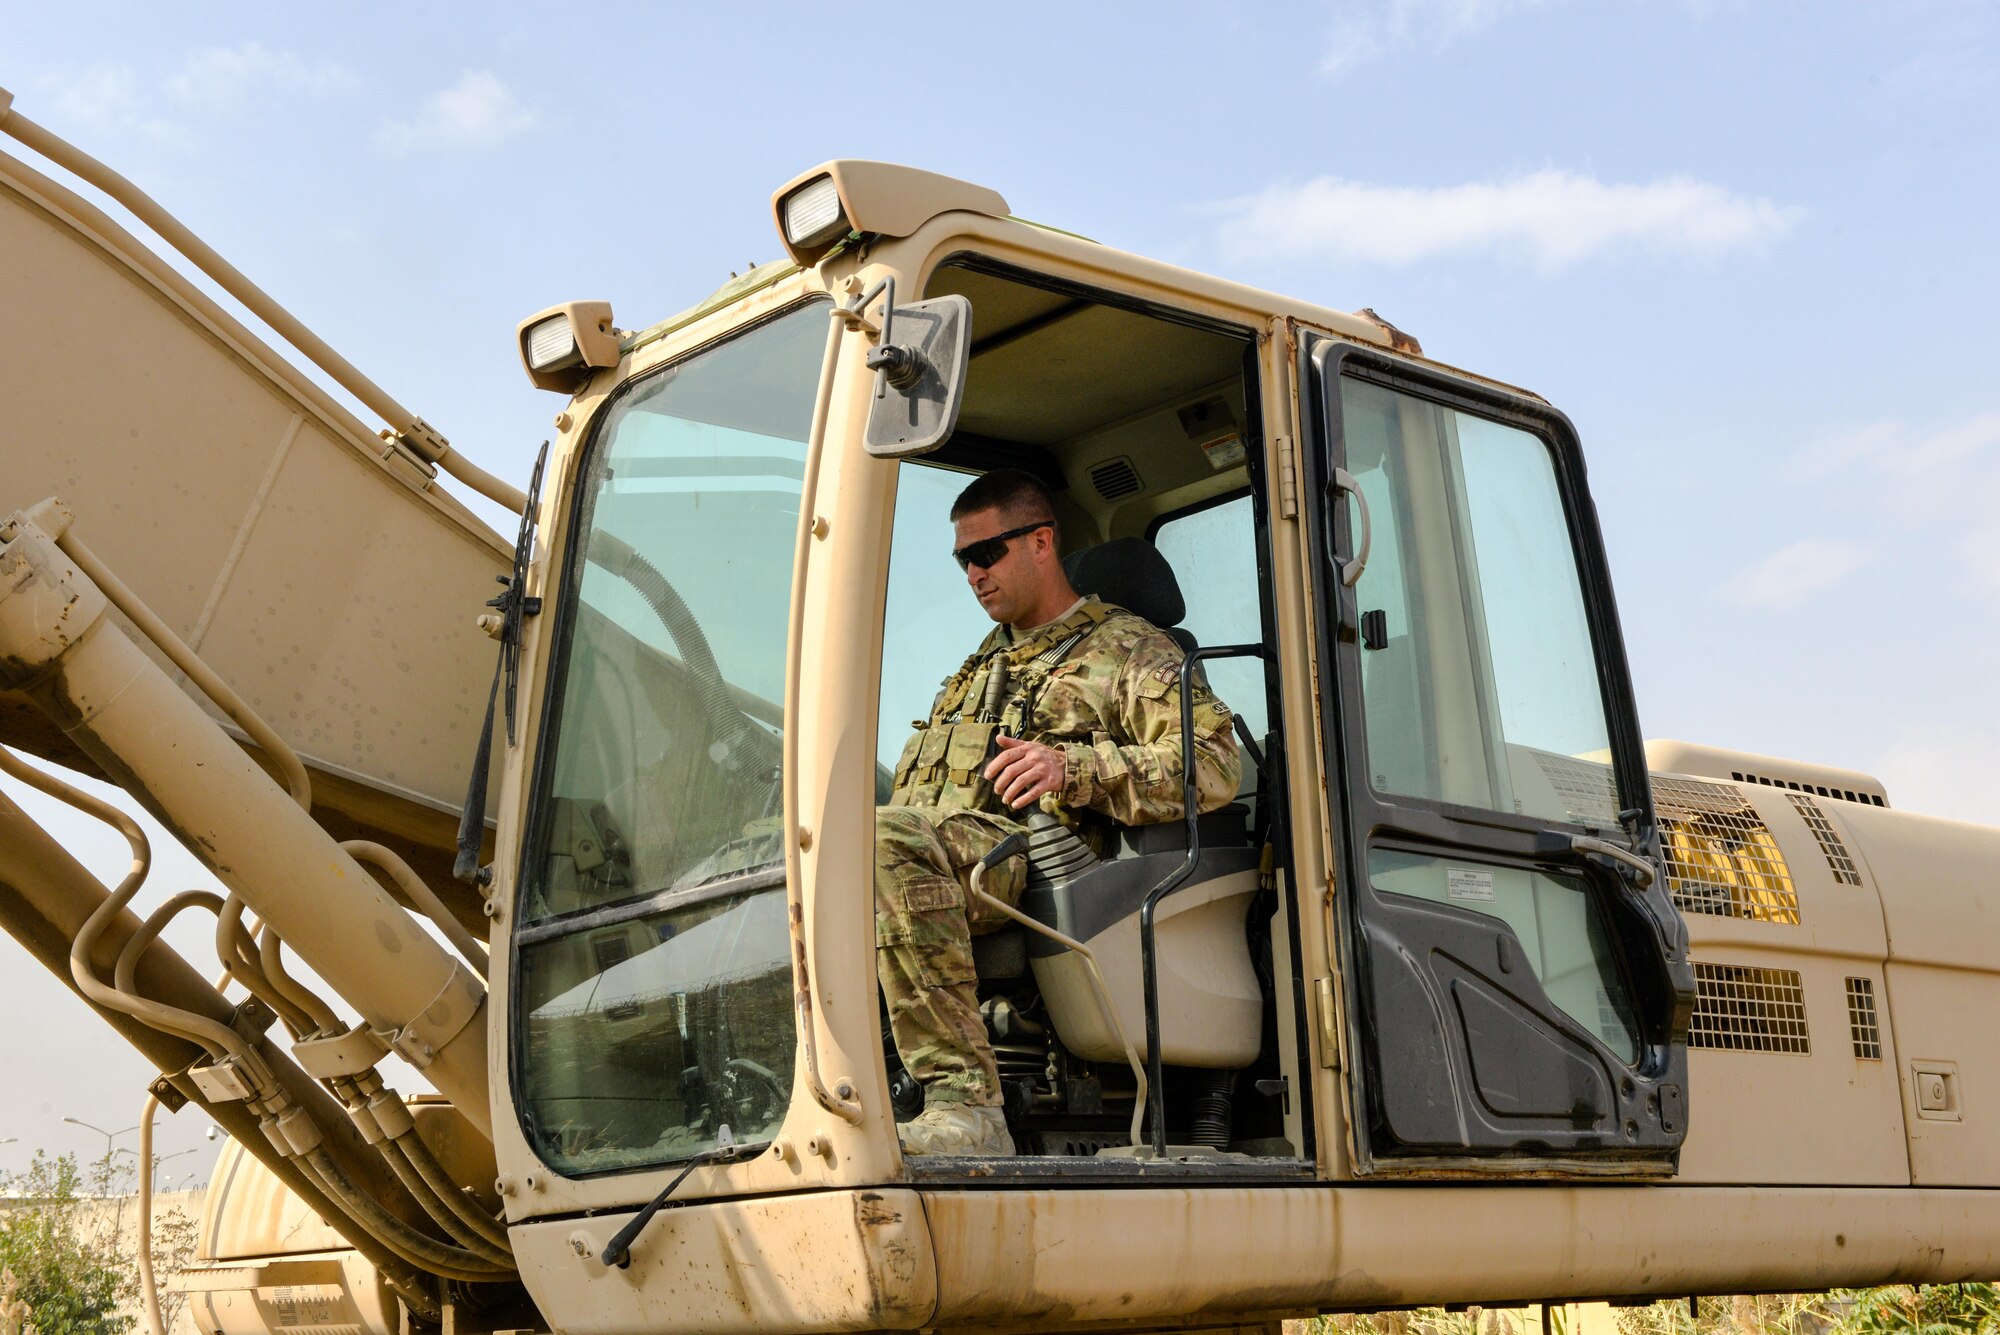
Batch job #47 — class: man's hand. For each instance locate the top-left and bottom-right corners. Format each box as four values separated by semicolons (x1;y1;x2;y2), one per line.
985;735;1066;810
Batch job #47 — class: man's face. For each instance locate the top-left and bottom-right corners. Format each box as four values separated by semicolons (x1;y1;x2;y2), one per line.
952;507;1048;625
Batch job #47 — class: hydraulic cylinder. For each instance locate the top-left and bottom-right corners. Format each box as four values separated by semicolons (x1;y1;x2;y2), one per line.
0;508;491;1134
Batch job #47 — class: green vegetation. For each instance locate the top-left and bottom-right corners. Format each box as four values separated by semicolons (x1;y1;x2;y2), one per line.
0;1153;133;1335
1293;1288;2000;1335
0;1152;198;1335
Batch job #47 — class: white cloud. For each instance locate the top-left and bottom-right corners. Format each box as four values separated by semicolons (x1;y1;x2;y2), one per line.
1791;413;2000;556
1724;537;1866;607
1799;412;2000;480
37;63;186;146
1963;527;2000;592
166;43;352;114
1212;169;1802;272
1874;726;2000;827
1324;0;1551;73
376;71;537;155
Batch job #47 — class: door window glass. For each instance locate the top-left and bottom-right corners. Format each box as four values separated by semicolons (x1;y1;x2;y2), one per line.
1152;495;1268;746
1369;847;1639;1060
1341;378;1617;828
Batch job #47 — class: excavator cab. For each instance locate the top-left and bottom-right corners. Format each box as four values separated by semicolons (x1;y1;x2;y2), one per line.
499;211;1695;1215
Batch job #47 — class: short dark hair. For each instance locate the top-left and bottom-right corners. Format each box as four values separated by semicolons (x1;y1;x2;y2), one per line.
950;469;1057;531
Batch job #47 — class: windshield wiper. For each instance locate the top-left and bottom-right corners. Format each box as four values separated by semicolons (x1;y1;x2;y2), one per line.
455;442;548;885
598;1127;768;1268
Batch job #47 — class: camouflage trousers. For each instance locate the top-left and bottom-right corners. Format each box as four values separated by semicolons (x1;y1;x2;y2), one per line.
874;804;1028;1108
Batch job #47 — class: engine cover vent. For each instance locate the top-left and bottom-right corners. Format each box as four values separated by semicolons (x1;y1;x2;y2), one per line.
1788;793;1863;886
1651;774;1800;924
1644;740;1889;808
1690;962;1810;1054
1845;976;1883;1060
1733;768;1887;807
1088;456;1142;501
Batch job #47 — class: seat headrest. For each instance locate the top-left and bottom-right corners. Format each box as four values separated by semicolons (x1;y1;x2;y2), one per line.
1063;537;1186;628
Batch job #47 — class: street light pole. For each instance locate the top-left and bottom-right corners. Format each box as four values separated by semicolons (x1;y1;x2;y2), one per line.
62;1116;140;1162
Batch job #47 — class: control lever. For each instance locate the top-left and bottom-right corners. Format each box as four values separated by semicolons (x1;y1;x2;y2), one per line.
971;837;1151;1148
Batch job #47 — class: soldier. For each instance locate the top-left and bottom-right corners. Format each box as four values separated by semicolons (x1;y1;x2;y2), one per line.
878;469;1241;1156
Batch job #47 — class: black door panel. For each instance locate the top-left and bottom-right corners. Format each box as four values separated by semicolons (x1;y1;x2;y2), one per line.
1303;333;1692;1175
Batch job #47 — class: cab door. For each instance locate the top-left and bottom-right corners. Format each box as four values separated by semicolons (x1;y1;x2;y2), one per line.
1300;334;1693;1175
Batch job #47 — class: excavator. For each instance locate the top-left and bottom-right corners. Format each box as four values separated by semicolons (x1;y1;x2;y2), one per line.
1;85;1996;1335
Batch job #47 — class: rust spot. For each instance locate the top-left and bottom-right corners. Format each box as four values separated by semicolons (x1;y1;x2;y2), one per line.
1356;307;1423;357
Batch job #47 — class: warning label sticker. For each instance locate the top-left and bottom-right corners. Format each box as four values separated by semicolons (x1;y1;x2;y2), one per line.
1447;867;1495;902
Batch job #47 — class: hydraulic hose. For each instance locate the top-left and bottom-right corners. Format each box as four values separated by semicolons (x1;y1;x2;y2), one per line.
114;891;225;1023
396;1124;511;1254
366;1125;511;1267
135;1092;166;1335
258;927;343;1036
342;840;487;976
0;748;262;1075
388;1136;512;1263
340;1079;510;1260
215;897;317;1038
296;1148;513;1283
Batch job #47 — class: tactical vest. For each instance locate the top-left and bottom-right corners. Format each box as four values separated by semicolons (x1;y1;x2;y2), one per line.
887;600;1118;817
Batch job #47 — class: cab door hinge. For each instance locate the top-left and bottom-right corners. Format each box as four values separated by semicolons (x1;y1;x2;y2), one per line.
1315;975;1341;1069
1275;433;1299;520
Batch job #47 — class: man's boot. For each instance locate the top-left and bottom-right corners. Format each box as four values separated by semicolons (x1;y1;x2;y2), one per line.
898;1102;1015;1156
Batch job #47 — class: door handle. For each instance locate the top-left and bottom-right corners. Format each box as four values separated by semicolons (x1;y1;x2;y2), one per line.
1331;467;1371;588
1567;834;1658;889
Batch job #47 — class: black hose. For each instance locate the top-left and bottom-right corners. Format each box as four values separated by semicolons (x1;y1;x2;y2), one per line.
299;1149;514;1282
396;1132;512;1255
374;1135;512;1268
1189;1070;1238;1150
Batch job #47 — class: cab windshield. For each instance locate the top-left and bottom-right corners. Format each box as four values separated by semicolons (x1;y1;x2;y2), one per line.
511;300;825;1175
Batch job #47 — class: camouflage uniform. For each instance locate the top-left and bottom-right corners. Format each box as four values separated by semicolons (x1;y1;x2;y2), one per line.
877;596;1240;1108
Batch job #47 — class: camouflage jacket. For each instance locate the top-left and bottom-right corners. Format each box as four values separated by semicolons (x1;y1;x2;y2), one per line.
887;597;1241;828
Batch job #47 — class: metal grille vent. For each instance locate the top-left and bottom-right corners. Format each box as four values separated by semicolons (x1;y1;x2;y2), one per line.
1690;962;1811;1054
1788;793;1863;886
1845;976;1882;1060
1731;769;1886;807
1088;456;1142;501
1534;752;1621;827
1652;775;1800;923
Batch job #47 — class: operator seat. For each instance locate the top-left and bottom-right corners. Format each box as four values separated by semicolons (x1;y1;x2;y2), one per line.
968;536;1264;1070
1062;538;1196;657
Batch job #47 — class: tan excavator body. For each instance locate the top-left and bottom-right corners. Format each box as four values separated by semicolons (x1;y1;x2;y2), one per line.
2;97;1998;1335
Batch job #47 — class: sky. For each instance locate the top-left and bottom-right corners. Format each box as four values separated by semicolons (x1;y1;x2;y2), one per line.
2;1;1997;1183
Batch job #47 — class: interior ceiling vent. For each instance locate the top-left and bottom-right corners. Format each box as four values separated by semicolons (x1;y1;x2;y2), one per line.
1088;456;1142;501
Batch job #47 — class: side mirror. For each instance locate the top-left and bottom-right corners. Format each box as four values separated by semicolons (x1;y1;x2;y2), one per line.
863;294;971;458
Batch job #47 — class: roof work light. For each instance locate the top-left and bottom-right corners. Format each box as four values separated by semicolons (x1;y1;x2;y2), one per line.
516;300;620;393
770;161;1010;268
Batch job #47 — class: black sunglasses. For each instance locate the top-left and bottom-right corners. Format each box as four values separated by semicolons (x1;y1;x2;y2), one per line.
952;522;1052;571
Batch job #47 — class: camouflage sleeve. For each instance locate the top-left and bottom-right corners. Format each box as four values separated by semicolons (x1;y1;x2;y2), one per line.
1058;630;1241;826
